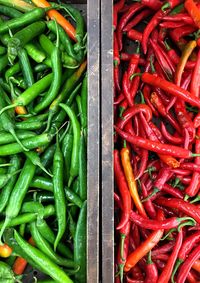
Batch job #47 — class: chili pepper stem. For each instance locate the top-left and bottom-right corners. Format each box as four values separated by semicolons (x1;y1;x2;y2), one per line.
0;103;18;116
171;259;183;283
10;129;28;152
142;187;160;202
191;196;200;203
120;234;126;260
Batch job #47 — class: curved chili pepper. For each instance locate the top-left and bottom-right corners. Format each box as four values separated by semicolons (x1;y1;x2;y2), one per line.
115;126;198;159
169;25;197;50
151;241;175;257
139;0;162;11
175;40;197;87
158;229;183;283
113;0;125;30
114;150;132;230
130;210;194;230
141;72;200;108
116;104;152;130
190;49;200;98
123;9;152;32
155;197;200;223
160;122;183;144
124;210;164;272
160;21;188;28
142;8;169;54
163;13;194;24
117;3;143;50
142;85;159;117
185;0;200;29
172;231;200;282
141;183;156;219
114;32;121;94
122;72;133;106
121;147;147;218
163;184;184;199
177;244;200;283
140;113;180;168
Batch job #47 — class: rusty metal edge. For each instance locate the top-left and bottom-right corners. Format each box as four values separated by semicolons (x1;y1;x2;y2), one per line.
101;0;114;282
87;0;100;282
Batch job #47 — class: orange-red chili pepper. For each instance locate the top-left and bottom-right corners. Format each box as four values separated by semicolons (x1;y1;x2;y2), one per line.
185;0;200;29
121;147;147;218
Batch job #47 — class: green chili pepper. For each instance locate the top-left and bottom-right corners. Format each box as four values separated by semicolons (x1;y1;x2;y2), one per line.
0;73;53;115
36;218;73;259
8;21;46;64
18;48;34;88
0;54;8;72
0;8;45;34
74;200;87;283
36;144;56;176
0;205;55;228
65;187;83;208
34;23;62;114
68;212;76;240
0;130;36;145
46;61;86;131
14;230;74;283
0;45;6;55
30;222;76;268
25;191;54;203
0;5;22;18
79;132;87;200
0;86;28;151
5;63;20;82
19;223;25;237
0;158;36;241
30;176;53;192
53;135;66;251
59;104;81;186
0;133;53;156
24;151;52;177
0;155;20;213
15;120;46;131
25;42;46;63
81;74;87;137
46;20;77;60
0;170;21;189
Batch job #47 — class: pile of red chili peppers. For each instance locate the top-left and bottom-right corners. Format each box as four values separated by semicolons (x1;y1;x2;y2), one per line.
114;0;200;282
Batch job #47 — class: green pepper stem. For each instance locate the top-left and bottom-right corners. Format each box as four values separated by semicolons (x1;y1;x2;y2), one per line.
142;187;160;202
10;129;29;152
171;259;183;283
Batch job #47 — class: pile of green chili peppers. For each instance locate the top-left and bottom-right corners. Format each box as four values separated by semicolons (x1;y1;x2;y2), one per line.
0;1;87;282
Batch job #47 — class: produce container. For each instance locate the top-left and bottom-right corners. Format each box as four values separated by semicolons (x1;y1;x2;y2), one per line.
0;0;100;282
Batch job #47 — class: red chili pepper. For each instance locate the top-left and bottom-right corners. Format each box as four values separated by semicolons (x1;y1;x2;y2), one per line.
120;53;146;66
194;112;200;128
175;40;197;87
142;8;169;54
140;0;163;11
185;0;200;29
150;39;174;80
163;184;184;199
119;99;128;118
130;70;141;101
122;71;133;106
123;9;152;32
126;278;144;283
155;197;200;224
185;128;200;198
151;241;175;257
158;28;167;48
163;14;195;25
127;45;140;83
114;32;121;94
158;229;183;283
160;122;183;144
127;29;143;42
148;122;166;143
113;0;125;30
115;126;198;159
141;183;156;219
172;231;200;282
143;85;159;117
164;41;196;70
162;0;183;10
169;25;197;50
116;104;152;130
114;93;125;105
141;72;200;108
135;148;148;180
177;244;200;283
117;3;143;50
130;265;144;281
150;92;182;134
114;149;132;230
130;210;194;230
174;100;195;142
144;252;158;283
160;21;187;28
124;210;164;272
190;49;200;98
